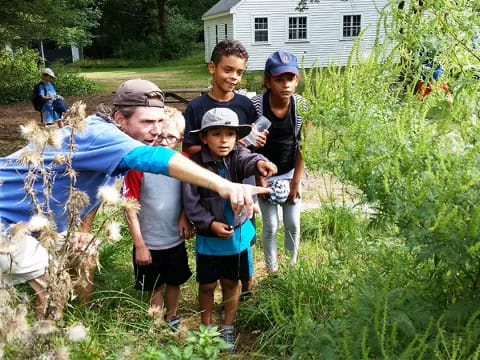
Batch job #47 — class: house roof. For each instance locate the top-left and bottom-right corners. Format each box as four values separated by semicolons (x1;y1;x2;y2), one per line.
203;0;242;18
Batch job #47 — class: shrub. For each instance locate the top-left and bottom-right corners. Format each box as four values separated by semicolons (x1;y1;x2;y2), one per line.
0;48;40;103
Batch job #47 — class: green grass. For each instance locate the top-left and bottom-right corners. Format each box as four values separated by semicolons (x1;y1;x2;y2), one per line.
77;49;211;94
80;64;210;94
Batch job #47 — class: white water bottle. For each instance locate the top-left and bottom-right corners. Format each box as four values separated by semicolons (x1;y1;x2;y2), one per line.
242;116;271;146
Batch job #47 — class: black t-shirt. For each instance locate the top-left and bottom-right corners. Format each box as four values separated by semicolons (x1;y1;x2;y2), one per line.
257;94;296;175
183;93;257;146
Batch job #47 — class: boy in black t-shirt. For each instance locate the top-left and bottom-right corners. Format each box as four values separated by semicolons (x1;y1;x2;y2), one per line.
182;39;267;303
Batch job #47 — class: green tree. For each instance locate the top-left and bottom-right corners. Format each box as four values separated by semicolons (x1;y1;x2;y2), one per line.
88;0;217;60
0;0;101;47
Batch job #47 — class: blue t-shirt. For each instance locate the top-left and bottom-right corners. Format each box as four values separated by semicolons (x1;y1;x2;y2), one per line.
39;82;56;112
39;82;61;123
0;115;150;231
183;93;257;146
195;166;255;256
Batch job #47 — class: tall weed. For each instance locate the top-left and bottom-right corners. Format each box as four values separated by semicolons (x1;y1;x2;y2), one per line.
301;0;480;300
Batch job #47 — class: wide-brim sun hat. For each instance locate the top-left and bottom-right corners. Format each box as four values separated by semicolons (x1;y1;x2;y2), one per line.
190;107;251;139
41;68;56;78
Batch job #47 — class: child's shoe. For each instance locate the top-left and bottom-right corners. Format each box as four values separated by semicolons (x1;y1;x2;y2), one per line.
220;325;236;353
166;316;181;331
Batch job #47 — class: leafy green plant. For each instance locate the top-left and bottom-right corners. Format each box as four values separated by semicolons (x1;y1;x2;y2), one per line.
301;0;480;301
137;325;230;360
0;48;40;103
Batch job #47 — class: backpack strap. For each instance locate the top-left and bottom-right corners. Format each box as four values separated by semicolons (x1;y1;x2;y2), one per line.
39;82;47;97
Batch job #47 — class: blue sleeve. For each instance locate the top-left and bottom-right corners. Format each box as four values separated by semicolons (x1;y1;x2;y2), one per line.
118;145;176;176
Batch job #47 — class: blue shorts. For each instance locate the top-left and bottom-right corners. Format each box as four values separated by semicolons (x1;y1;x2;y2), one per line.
43;109;61;123
196;247;253;284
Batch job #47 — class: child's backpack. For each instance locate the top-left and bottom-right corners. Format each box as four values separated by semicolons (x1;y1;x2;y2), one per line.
32;82;46;111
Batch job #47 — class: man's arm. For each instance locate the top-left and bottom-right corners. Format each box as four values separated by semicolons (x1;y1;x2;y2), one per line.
119;146;270;218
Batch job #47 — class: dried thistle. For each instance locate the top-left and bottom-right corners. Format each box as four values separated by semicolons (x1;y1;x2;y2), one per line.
34;320;57;336
46;128;63;149
10;222;30;240
66;323;88;342
66;189;90;214
121;197;141;214
64;102;87;132
105;222;122;242
0;240;15;255
52;154;69;165
97;185;120;205
147;304;164;319
17;150;42;167
19;121;39;140
37;226;62;251
28;214;50;232
54;347;70;360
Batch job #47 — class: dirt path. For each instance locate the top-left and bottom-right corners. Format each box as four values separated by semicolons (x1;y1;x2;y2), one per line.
0;94;187;156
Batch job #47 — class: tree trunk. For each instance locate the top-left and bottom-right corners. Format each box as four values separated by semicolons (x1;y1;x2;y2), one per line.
156;0;167;42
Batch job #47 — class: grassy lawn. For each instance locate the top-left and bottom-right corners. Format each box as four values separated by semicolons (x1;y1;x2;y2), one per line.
81;64;211;94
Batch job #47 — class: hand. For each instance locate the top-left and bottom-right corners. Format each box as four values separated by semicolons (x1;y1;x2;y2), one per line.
217;182;271;217
71;231;94;252
287;181;301;204
178;212;195;239
255;176;270;200
210;221;234;239
257;160;277;178
135;245;152;265
254;130;269;148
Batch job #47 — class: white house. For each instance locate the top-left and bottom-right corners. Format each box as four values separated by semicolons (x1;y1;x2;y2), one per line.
202;0;389;70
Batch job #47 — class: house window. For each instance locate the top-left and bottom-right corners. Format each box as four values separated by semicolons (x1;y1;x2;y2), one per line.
215;25;218;44
288;16;307;41
224;24;228;39
254;17;268;42
343;15;361;38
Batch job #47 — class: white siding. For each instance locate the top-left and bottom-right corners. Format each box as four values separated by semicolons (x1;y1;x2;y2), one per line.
224;0;388;70
203;14;234;62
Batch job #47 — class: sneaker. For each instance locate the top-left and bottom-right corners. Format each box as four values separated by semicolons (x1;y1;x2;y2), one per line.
220;325;236;353
166;316;181;331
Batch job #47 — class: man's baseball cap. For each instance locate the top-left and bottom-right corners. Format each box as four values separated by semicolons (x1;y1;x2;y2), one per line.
113;79;164;108
264;51;299;77
190;107;251;139
42;68;56;78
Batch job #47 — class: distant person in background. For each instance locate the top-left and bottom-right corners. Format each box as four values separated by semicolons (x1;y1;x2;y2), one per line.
38;68;64;128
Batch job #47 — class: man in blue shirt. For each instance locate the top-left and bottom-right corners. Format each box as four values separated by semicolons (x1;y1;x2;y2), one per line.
0;79;268;317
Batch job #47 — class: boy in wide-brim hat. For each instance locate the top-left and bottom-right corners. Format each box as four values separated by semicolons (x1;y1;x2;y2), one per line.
183;107;277;352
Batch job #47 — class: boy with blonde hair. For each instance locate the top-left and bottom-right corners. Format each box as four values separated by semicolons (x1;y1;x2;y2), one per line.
123;106;193;330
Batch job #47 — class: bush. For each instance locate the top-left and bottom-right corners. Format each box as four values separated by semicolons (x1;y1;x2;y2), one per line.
0;48;40;103
0;49;95;104
55;70;96;97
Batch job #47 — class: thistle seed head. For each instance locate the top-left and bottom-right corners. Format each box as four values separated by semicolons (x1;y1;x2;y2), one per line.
66;323;88;342
97;185;120;205
28;214;50;232
105;222;122;242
